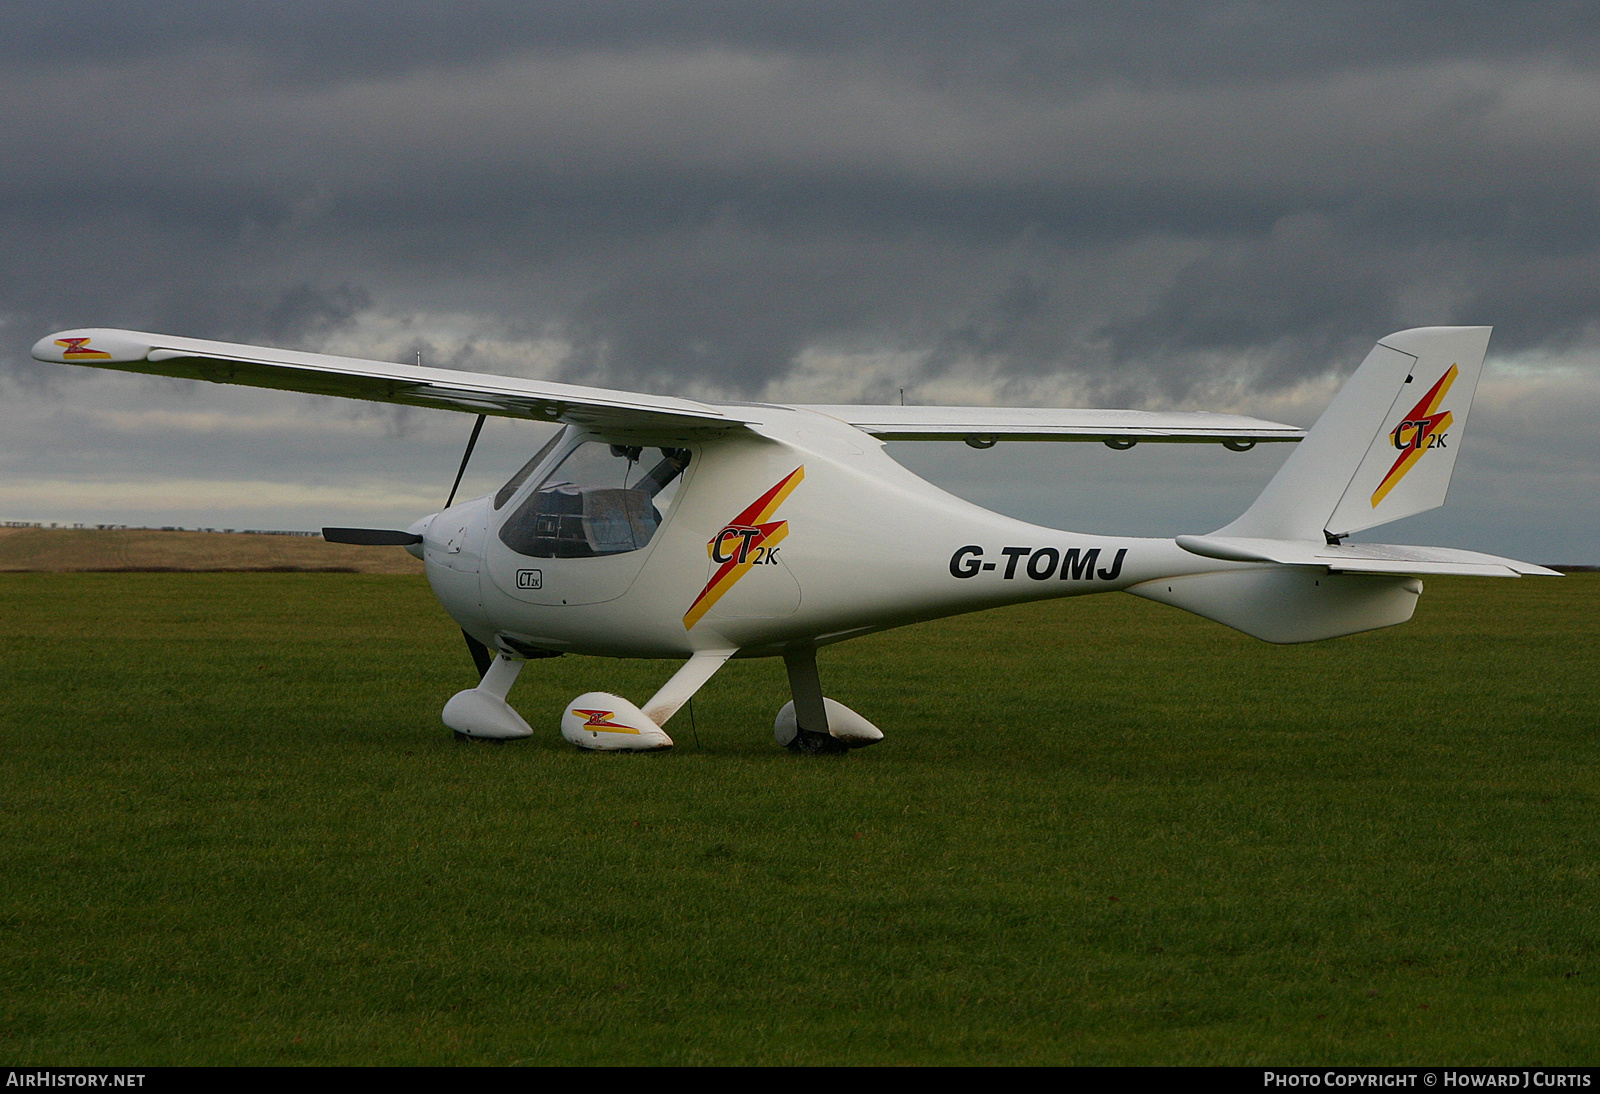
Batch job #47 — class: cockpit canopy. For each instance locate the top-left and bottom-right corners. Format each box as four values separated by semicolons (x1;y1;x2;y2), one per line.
498;441;691;559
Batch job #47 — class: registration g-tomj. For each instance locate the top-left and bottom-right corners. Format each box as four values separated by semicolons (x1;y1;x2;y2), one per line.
35;326;1556;753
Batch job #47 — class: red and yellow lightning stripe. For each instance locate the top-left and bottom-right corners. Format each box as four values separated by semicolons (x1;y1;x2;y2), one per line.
683;466;805;630
55;337;110;360
1371;364;1457;507
571;708;640;735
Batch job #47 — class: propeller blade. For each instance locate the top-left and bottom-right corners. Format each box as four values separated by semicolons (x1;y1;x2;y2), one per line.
323;527;423;546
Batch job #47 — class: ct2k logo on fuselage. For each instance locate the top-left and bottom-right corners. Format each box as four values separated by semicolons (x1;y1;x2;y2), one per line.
949;544;1128;582
682;466;804;629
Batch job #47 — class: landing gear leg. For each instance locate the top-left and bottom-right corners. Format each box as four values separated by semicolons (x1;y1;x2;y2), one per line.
457;632;496;736
781;646;847;754
463;629;494;679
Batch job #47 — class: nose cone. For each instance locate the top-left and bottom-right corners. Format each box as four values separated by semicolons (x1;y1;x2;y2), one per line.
404;513;437;560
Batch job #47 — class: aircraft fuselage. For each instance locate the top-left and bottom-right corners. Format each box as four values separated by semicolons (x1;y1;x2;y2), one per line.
415;405;1233;660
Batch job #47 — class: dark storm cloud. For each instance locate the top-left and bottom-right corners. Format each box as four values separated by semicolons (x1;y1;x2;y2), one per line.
1098;213;1402;381
5;3;1600;400
263;283;371;345
10;2;1600;85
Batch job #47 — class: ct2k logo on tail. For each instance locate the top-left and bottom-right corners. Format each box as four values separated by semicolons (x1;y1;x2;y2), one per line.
683;466;804;629
1372;363;1457;507
54;337;110;360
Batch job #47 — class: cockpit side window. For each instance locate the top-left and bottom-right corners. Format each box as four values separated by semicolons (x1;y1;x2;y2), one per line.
498;442;691;558
493;429;567;510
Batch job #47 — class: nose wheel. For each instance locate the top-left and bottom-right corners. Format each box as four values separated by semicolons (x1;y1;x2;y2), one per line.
453;730;507;744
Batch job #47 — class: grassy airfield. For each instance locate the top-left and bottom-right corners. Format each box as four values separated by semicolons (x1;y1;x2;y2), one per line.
0;565;1595;1065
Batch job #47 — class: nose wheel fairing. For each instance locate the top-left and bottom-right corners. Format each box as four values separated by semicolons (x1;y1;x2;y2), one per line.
441;654;533;740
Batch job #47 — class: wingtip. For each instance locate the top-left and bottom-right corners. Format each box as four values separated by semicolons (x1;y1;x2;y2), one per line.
32;328;154;365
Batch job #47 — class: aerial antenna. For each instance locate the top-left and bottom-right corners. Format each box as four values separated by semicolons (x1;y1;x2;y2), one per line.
416;349;422;368
899;387;905;406
445;414;487;508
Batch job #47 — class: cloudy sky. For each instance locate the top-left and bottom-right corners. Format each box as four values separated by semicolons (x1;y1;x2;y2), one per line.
2;2;1595;561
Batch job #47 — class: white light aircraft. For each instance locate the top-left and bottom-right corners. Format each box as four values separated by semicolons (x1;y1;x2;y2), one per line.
34;325;1556;753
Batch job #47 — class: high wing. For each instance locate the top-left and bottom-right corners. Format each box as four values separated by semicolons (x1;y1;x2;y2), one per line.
35;328;1305;445
33;328;755;434
795;404;1303;445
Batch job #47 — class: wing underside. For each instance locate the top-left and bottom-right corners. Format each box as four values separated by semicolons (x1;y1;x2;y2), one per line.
796;404;1303;444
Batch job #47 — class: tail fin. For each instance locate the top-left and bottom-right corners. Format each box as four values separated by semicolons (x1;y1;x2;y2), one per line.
1216;327;1490;541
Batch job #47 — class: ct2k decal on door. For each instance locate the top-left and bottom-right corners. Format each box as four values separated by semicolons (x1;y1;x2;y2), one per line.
683;466;804;629
1372;363;1457;507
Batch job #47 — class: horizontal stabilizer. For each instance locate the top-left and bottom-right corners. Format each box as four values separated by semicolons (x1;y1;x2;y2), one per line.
1176;534;1559;578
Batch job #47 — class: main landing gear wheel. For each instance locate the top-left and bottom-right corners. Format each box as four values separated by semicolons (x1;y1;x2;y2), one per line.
776;647;885;754
786;727;850;754
773;697;885;753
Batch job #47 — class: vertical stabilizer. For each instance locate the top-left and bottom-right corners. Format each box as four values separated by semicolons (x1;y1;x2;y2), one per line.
1215;327;1490;541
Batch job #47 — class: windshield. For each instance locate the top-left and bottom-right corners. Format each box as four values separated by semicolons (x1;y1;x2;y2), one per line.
493;429;567;510
497;442;691;558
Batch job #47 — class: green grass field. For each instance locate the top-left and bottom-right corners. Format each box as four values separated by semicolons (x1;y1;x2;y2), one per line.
1;572;1595;1065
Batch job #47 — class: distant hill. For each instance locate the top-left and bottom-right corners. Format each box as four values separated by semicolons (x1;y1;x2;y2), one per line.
0;527;423;574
